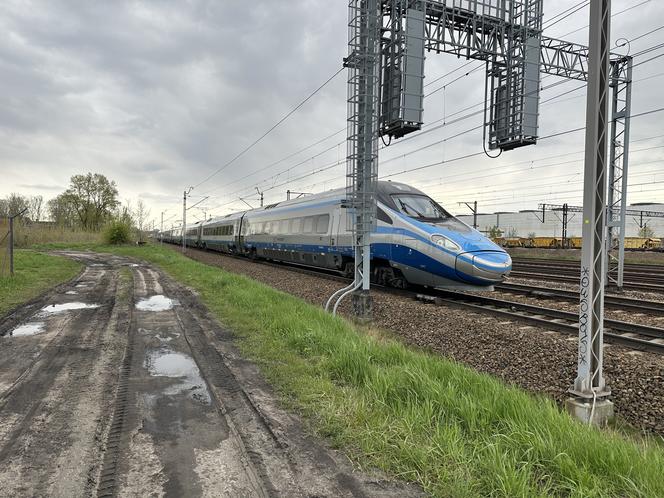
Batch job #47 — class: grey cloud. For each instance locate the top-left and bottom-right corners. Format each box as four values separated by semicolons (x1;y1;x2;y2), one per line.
1;0;662;221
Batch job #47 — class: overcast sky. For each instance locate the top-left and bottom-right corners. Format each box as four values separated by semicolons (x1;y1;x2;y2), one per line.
1;0;663;226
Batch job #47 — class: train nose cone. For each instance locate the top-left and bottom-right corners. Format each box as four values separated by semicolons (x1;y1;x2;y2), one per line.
455;250;512;283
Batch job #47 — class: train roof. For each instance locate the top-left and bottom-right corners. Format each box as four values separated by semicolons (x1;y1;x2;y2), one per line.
187;181;430;230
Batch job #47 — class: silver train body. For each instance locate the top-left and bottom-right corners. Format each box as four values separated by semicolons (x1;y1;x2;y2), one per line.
160;181;512;290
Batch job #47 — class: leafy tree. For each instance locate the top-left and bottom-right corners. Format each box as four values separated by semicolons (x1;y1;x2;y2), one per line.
487;225;503;238
639;224;655;238
506;227;519;237
527;232;536;238
65;173;119;230
48;194;78;227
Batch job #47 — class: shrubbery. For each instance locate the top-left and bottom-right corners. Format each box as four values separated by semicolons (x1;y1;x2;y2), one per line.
104;220;132;245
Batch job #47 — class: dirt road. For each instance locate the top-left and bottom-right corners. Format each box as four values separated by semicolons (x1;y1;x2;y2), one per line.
0;251;420;497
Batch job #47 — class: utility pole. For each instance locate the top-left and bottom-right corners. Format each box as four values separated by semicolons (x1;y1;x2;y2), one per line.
160;211;164;245
566;0;614;426
183;187;193;253
461;201;478;229
256;187;264;207
562;203;569;249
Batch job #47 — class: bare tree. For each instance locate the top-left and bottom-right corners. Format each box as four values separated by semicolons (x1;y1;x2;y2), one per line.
5;193;29;218
28;195;43;222
134;199;151;243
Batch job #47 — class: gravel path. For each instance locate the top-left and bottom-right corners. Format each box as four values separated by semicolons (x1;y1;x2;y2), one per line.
179;247;664;436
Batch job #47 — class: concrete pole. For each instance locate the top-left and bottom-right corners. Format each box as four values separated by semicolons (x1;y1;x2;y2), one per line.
566;0;614;426
160;211;164;245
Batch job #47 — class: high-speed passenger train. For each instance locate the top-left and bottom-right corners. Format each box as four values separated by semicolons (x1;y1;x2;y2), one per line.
161;181;512;290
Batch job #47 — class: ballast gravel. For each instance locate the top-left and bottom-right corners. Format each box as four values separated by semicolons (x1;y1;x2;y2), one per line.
183;247;664;436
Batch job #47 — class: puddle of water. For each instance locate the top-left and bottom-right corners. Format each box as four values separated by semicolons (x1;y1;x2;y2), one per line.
145;349;210;403
37;302;100;316
135;295;178;312
65;290;78;295
7;322;46;337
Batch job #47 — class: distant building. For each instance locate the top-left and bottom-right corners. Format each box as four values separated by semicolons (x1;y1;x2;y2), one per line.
457;203;664;238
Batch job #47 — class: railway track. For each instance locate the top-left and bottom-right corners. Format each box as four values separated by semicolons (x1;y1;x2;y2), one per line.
418;290;664;355
510;258;664;293
180;248;664;355
496;282;664;314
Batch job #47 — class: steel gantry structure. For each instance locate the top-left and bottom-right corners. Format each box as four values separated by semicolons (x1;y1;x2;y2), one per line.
333;0;636;422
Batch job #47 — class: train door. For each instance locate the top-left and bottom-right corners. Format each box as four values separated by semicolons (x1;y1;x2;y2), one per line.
236;215;246;249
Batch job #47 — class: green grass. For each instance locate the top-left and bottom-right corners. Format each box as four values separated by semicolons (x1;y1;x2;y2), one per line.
98;244;663;496
13;224;102;249
0;250;82;317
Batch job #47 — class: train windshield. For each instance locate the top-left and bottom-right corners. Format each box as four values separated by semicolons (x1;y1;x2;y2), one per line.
392;194;451;221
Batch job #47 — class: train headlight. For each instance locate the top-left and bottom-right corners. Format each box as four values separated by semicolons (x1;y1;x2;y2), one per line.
431;234;461;253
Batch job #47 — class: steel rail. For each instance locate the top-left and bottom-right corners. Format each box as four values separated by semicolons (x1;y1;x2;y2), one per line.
496;282;664;314
508;270;664;293
422;290;664;354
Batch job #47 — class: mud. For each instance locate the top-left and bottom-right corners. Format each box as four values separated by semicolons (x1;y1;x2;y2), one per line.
0;251;421;497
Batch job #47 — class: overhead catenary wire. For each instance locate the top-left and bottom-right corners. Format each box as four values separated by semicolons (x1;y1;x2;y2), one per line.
197;3;622;205
199;4;658;210
184;3;661;218
192;65;345;190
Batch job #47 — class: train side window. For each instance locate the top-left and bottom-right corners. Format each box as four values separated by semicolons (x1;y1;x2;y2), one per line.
229;225;234;236
377;207;393;225
279;220;288;233
287;219;293;234
292;218;302;233
303;217;314;233
315;214;329;234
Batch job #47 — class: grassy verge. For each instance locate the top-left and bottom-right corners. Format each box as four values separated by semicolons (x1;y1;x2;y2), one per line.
13;224;102;249
101;244;663;496
0;250;82;317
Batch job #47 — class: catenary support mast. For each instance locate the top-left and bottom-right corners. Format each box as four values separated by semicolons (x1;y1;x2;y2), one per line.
566;0;614;425
606;56;633;291
332;0;382;320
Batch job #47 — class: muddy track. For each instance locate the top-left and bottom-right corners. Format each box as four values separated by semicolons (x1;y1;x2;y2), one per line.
0;251;421;497
0;259;130;497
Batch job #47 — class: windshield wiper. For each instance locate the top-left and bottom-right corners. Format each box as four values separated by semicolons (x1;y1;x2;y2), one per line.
399;200;426;218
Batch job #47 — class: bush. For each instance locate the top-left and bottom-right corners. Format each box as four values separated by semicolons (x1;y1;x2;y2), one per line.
104;220;132;245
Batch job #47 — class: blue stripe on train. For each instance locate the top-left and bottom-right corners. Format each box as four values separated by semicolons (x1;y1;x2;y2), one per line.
245;240;493;285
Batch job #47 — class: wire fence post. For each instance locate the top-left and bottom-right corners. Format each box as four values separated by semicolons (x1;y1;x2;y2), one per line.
9;216;14;276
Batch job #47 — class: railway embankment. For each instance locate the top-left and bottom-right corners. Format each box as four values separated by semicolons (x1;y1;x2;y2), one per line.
97;243;664;497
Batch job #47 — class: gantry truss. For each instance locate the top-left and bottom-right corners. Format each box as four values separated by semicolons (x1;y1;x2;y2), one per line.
337;0;635;347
